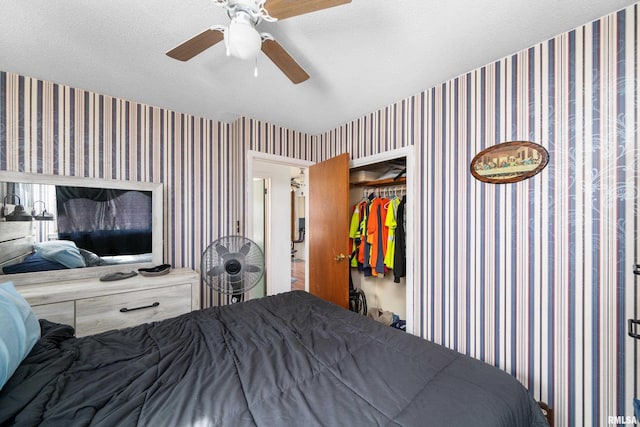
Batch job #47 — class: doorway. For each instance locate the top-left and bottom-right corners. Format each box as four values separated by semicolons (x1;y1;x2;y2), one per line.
246;151;313;297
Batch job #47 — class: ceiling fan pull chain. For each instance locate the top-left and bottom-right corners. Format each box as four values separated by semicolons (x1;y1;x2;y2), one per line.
254;57;259;77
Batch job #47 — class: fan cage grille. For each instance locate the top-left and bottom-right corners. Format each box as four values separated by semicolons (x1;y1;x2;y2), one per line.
201;236;265;295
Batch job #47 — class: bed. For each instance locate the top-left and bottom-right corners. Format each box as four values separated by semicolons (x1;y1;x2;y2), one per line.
0;289;550;426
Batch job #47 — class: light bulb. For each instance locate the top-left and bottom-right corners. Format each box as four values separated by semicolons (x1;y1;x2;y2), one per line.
224;13;262;60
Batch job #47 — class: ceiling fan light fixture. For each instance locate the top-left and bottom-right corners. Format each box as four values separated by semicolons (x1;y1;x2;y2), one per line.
167;0;324;83
224;13;262;60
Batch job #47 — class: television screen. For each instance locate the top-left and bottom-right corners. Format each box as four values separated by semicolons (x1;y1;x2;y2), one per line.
55;186;153;257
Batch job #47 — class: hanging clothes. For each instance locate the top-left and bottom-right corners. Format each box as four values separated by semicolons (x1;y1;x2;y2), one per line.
349;203;361;267
367;197;389;276
384;197;400;269
350;189;406;281
357;193;375;276
393;195;407;283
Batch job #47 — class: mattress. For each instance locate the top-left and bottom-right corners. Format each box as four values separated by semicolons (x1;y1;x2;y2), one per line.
0;291;549;426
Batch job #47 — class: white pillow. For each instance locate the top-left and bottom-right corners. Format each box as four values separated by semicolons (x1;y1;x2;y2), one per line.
0;281;40;390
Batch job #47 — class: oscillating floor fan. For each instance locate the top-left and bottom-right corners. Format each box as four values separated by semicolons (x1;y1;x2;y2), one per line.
201;235;265;303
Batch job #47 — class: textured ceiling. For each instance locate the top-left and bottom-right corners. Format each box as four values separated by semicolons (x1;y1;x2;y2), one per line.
1;0;636;134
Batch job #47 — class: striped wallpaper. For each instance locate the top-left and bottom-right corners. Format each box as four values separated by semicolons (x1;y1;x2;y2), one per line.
0;72;236;306
317;4;639;427
0;72;315;307
1;3;638;426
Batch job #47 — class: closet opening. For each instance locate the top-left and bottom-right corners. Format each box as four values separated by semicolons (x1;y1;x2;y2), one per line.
349;148;413;334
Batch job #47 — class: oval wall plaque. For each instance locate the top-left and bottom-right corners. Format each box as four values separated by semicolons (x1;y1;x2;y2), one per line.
470;141;549;184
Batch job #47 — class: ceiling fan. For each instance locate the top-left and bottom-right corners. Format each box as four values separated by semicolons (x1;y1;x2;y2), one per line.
166;0;352;84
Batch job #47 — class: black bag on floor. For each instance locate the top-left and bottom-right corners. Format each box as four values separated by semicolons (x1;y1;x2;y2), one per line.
348;254;367;315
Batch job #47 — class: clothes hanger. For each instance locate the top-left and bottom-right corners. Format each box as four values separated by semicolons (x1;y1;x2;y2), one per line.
393;186;399;199
384;190;392;208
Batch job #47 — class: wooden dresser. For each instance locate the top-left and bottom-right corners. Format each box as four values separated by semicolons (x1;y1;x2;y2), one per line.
16;268;200;337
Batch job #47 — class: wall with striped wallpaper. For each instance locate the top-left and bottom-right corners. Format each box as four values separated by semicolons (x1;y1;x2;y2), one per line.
0;71;238;306
0;71;316;307
316;5;639;427
229;115;316;224
1;4;638;427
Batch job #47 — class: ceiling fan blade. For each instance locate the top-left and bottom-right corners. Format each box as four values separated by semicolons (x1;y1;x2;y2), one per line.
261;39;309;84
166;28;224;61
264;0;351;20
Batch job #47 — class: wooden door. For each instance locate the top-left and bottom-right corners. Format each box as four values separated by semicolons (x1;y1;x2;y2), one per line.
308;153;350;308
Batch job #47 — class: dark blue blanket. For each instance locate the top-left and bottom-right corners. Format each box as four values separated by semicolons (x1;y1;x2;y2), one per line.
2;253;67;274
0;291;549;427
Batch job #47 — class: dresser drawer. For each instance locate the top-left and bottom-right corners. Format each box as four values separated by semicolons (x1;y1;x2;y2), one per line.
75;284;192;337
31;301;75;327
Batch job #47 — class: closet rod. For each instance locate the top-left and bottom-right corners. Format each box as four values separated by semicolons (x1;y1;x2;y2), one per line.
350;176;407;188
362;185;406;199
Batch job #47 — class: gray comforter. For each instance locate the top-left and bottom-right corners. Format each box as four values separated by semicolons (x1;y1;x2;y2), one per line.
0;291;549;426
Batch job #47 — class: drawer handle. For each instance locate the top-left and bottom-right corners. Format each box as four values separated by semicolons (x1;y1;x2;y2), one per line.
119;302;160;313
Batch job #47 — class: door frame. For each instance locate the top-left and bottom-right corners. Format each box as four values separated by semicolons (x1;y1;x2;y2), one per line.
350;146;416;336
247;177;268;301
246;151;314;295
